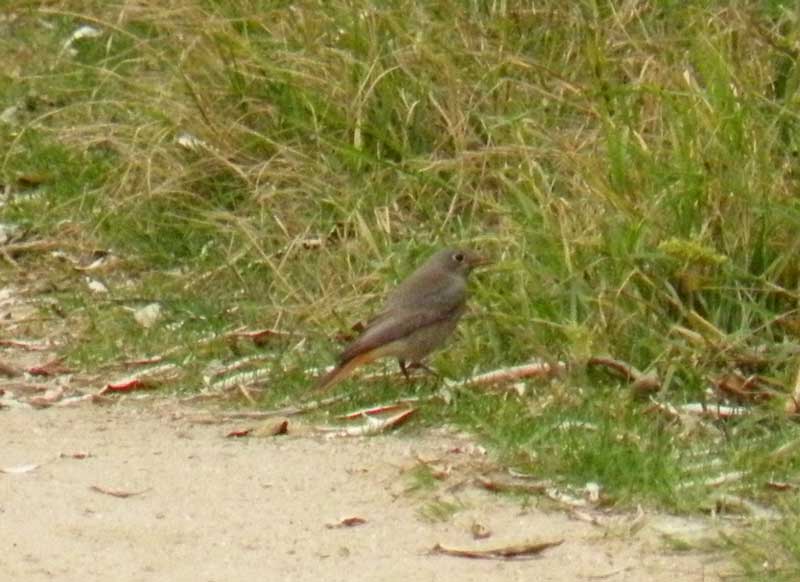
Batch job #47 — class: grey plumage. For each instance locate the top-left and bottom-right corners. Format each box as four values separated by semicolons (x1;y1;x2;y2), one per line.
315;248;486;392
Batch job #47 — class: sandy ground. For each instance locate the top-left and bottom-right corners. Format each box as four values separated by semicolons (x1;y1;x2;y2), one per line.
1;402;730;582
0;283;730;581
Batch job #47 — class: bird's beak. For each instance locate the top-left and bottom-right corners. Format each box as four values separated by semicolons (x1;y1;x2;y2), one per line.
470;254;492;268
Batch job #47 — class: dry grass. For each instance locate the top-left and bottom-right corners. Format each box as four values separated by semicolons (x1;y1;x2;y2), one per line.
3;2;800;576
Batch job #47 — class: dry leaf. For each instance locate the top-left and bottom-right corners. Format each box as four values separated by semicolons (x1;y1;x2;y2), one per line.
60;451;91;459
86;278;109;294
226;428;252;438
765;481;796;492
132;303;162;329
28;386;65;408
100;378;146;394
0;339;48;351
26;358;71;376
55;393;111;407
116;356;164;367
90;485;148;498
646;401;748;420
99;364;180;395
319;408;417;437
454;361;566;389
476;475;553;495
337;403;407;420
431;539;563;560
209;369;270;392
71;251;118;272
712;372;780;404
0;463;40;474
325;517;367;529
226;327;293;345
252;419;289;437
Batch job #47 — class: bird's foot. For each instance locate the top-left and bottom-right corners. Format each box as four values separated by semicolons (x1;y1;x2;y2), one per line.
406;361;439;378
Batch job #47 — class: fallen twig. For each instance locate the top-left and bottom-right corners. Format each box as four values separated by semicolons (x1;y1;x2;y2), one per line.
712;372;782;404
766;481;797;491
113;356;165;368
475;475;553;495
307;360;566;390
544;488;591;508
587;356;660;394
98;364;180;395
453;361;566;388
226;428;251;438
225;327;296;345
26;358;72;376
318;407;417;437
337;401;414;420
59;451;91;460
678;471;748;490
90;485;149;498
646;400;749;420
678;402;748;418
237;384;257;405
325;516;367;529
0;339;50;351
54;393;112;407
1;240;62;255
430;539;563;560
204;355;270;379
477;475;596;508
0;463;40;474
28;386;65;408
253;419;289;437
208;368;270;392
226;419;290;438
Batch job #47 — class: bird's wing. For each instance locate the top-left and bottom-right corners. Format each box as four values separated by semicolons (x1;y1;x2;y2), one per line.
339;306;460;364
385;266;460;311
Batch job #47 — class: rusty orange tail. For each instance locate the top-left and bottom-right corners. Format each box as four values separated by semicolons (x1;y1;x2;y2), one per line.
313;350;378;393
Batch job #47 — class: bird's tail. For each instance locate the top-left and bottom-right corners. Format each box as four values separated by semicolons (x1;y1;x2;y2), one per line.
314;351;377;393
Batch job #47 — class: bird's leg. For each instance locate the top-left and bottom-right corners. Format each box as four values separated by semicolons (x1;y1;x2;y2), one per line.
398;359;411;380
407;361;439;378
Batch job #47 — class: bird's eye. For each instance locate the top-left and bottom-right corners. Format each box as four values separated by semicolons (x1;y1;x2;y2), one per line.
453;252;465;262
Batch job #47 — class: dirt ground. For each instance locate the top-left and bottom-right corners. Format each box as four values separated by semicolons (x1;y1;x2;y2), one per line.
1;283;730;581
1;402;732;582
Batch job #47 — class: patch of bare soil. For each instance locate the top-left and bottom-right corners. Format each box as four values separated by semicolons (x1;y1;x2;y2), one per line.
1;283;730;581
2;403;730;582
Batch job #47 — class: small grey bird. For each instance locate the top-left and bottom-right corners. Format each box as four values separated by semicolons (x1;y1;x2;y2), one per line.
315;248;488;392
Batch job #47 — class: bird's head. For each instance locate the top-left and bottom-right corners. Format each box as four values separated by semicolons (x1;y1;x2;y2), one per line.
432;248;490;276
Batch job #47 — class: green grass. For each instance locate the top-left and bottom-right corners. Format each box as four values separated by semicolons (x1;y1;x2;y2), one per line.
726;502;800;581
4;0;800;572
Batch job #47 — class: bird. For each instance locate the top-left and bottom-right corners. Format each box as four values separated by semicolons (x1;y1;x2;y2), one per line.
315;247;488;392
